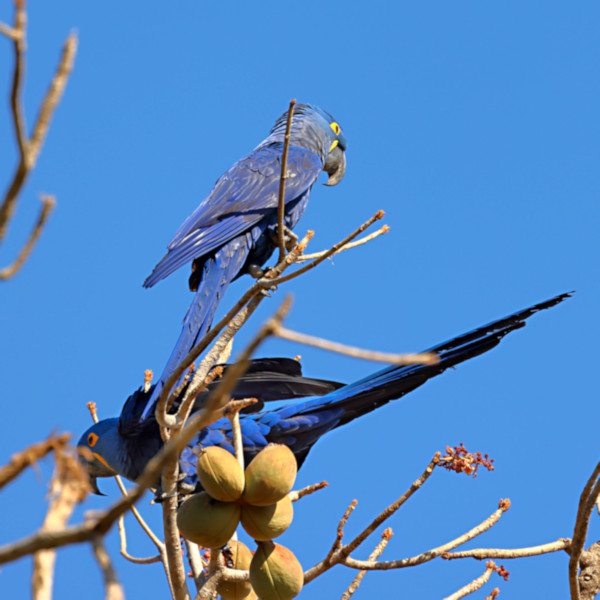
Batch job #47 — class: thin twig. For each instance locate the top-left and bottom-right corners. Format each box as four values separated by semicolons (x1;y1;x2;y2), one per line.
275;326;439;366
305;455;438;583
257;210;385;287
226;400;258;471
276;99;296;262
91;534;125;600
442;561;498;600
296;224;389;262
340;529;393;600
185;540;207;592
0;21;20;41
0;194;55;279
0;433;70;491
288;481;328;502
0;14;77;243
28;33;78;166
341;500;511;571
322;500;357;568
443;538;571;560
117;516;161;565
344;455;439;556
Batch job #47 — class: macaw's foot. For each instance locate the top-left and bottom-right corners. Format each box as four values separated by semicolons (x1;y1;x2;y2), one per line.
270;225;298;251
248;263;266;279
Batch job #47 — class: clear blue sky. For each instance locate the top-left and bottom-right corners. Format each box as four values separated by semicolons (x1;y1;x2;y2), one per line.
1;2;598;598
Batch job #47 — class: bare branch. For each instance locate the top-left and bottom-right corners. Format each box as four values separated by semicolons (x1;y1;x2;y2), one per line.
442;561;498;600
296;224;389;262
0;21;21;41
0;194;55;280
28;33;78;166
0;10;77;243
276;99;296;262
258;210;385;288
225;399;260;471
0;433;70;491
305;455;438;583
8;0;27;162
117;517;161;565
161;459;190;600
340;528;393;600
275;326;438;366
289;481;328;502
443;538;571;560
184;540;207;592
91;534;125;600
341;500;510;571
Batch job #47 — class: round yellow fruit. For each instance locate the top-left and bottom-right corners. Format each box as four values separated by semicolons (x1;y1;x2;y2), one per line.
196;446;245;502
217;540;253;600
241;495;293;541
249;541;303;600
176;492;240;548
243;444;297;506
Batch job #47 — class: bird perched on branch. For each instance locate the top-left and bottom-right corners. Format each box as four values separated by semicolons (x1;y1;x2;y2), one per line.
142;104;347;418
78;292;571;495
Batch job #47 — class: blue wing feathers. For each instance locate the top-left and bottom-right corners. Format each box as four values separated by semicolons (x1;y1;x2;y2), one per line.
144;146;322;288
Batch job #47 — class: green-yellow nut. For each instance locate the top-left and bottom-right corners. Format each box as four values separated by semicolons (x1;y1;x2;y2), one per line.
249;541;303;600
176;492;240;548
217;540;253;600
196;446;245;502
243;444;297;507
241;495;293;541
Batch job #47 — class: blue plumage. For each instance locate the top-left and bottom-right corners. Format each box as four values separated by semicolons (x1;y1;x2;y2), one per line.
142;104;347;418
78;293;570;494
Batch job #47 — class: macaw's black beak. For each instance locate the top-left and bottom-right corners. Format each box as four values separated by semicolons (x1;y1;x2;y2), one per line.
323;145;346;186
88;474;106;496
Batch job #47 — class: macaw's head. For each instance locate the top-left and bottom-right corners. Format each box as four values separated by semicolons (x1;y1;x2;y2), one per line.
77;418;121;495
270;103;347;186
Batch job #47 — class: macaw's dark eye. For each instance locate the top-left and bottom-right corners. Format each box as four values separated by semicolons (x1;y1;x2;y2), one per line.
88;433;99;447
330;122;341;135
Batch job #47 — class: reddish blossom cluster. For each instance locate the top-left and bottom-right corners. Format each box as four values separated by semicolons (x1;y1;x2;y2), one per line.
436;443;495;477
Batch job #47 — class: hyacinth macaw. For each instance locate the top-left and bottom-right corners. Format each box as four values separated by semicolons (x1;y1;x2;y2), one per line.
141;104;347;419
78;292;570;494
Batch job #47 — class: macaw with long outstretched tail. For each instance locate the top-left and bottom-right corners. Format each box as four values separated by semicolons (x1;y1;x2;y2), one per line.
78;292;570;495
141;104;347;419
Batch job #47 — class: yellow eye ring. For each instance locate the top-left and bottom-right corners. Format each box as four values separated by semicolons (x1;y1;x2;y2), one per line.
330;122;340;135
88;433;99;447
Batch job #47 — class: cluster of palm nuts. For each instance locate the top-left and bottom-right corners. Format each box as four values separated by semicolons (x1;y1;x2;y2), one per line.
177;444;304;600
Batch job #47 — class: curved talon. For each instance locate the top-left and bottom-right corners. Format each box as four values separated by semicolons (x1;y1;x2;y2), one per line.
270;225;298;250
248;264;266;279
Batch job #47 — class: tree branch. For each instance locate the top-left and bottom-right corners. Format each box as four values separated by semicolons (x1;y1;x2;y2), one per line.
443;538;571;560
0;194;55;279
0;433;70;491
257;210;385;288
276;99;295;262
340;529;393;600
274;325;438;366
296;224;389;262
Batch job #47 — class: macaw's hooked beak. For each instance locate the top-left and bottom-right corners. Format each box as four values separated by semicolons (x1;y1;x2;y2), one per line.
323;145;346;186
88;474;106;496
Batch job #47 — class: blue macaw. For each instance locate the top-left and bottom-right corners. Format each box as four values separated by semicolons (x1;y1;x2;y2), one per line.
142;104;347;419
78;292;570;494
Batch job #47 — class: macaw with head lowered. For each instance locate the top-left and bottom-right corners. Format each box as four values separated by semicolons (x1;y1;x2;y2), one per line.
78;292;570;495
141;104;347;419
